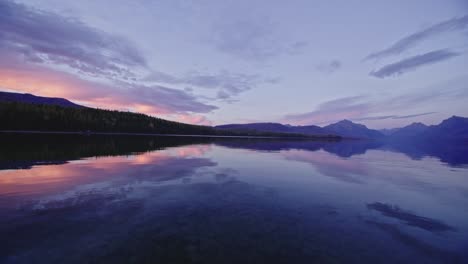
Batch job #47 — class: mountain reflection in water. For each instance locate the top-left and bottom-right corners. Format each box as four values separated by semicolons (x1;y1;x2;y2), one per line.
0;134;467;264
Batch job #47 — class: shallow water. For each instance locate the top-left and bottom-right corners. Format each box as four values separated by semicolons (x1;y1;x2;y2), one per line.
1;135;467;263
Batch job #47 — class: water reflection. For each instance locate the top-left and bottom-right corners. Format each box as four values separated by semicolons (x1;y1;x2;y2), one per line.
0;144;216;210
214;138;468;166
0;134;467;263
365;220;459;263
0;134;213;170
282;149;369;184
2;135;468;169
367;202;455;232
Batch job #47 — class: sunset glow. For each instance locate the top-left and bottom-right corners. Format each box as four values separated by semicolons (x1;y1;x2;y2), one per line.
1;0;466;127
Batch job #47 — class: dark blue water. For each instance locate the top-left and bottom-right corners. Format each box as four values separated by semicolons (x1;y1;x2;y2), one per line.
1;135;467;263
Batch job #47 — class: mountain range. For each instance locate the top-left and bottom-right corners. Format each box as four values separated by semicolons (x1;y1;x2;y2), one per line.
0;91;83;108
385;116;468;141
1;91;467;141
218;117;468;141
217;120;385;139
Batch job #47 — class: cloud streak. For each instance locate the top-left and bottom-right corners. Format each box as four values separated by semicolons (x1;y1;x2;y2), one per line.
145;70;261;100
370;50;459;78
0;0;147;80
283;77;468;126
364;15;468;61
0;0;222;123
284;96;371;125
210;17;307;61
353;112;437;121
0;57;217;116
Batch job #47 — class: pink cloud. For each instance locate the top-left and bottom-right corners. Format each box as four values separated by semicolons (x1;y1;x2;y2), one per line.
0;58;217;124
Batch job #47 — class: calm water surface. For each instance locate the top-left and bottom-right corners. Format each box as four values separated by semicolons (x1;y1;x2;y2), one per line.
1;135;467;263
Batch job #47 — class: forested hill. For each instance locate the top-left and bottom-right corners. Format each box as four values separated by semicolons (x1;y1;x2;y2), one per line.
0;101;339;139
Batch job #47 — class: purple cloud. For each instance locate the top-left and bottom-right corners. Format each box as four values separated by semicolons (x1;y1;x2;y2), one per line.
210;17;307;61
145;70;261;100
123;83;218;114
0;44;217;115
0;0;221;117
365;15;468;61
370;50;460;78
0;0;147;80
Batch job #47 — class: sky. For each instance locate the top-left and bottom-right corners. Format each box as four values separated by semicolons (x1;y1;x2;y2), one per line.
0;0;467;129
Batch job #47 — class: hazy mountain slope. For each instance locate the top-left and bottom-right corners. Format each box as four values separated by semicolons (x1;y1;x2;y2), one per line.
323;120;384;139
0;91;84;108
218;120;388;139
423;116;468;140
379;128;400;136
389;122;429;139
216;123;331;135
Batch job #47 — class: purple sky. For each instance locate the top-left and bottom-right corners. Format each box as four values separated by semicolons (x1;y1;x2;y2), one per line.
1;0;467;128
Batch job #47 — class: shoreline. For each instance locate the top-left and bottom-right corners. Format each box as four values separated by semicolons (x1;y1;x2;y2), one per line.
0;130;341;140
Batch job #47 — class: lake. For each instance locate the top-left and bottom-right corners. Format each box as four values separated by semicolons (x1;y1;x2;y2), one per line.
1;134;467;263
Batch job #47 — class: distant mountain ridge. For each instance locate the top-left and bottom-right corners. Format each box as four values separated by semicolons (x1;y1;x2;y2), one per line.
218;117;468;140
379;128;400;136
386;122;429;139
423;116;468;140
382;117;468;141
216;123;331;136
217;119;385;139
0;91;84;108
323;120;384;139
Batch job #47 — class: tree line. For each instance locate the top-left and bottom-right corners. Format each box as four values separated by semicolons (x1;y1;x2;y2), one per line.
0;102;333;138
